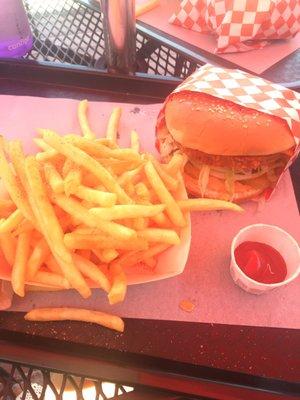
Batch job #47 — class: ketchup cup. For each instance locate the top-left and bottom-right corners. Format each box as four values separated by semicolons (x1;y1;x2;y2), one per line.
230;224;300;295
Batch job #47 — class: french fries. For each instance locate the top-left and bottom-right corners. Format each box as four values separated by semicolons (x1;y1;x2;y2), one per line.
130;130;139;152
90;204;165;220
0;232;17;265
0;209;23;234
25;308;124;332
113;243;170;269
31;271;70;289
11;231;31;297
108;263;127;305
137;228;180;245
0;99;242;332
64;166;82;196
51;193;136;240
177;198;243;213
0;137;34;223
45;255;63;275
106;107;122;143
166;153;186;175
44;163;64;194
73;185;117;207
27;238;50;280
34;138;53;152
64;232;148;251
96;248;119;264
145;161;186;227
42;130;132;204
73;254;111;293
25;156;91;299
78;99;96;139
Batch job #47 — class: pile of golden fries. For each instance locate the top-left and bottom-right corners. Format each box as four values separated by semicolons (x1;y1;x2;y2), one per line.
0;100;242;332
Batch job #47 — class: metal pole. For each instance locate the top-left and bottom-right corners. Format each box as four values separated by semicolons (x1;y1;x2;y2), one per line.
101;0;136;74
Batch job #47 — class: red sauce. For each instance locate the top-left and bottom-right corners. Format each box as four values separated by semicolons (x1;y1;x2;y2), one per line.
234;241;287;284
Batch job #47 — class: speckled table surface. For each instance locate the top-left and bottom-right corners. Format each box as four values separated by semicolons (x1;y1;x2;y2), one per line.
0;61;299;398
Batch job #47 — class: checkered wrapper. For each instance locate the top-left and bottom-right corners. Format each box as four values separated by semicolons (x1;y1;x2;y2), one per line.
157;64;300;198
169;0;300;53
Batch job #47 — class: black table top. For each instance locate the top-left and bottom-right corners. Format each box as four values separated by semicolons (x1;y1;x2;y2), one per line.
0;61;299;397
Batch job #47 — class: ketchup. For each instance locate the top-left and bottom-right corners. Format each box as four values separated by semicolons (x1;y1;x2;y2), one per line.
234;241;287;284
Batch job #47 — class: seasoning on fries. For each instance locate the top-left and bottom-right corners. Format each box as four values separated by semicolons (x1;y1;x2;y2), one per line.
0;99;243;332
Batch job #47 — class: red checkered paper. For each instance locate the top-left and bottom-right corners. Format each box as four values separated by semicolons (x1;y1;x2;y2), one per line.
159;64;300;198
169;0;300;53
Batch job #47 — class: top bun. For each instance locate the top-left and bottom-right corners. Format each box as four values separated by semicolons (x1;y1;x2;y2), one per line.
164;92;295;156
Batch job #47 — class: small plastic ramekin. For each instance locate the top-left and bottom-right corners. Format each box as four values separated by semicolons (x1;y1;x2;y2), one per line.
230;224;300;295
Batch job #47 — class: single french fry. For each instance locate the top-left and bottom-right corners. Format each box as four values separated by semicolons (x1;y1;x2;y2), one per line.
11;231;31;297
137;228;180;245
27;238;50;279
146;155;178;191
130;130;139;152
177;199;244;213
115;243;170;269
25;156;90;298
96;138;118;148
90;204;165;220
45;255;62;275
96;158;139;175
42;130;132;204
64;167;82;197
144;161;185;227
0;209;23;234
108;263;127;305
0;137;34;222
25;308;124;332
64;232;148;251
166;153;186;175
73;254;111;293
136;0;160;17
0;232;17;265
7;140;42;233
64;134;140;162
117;165;143;186
74;185;117;207
106;107;122;143
52;193;136;241
78;99;96;139
33;138;53;152
135;197;171;228
62;158;73;178
30;271;70;289
44;163;64;194
36;149;60;162
96;248;118;264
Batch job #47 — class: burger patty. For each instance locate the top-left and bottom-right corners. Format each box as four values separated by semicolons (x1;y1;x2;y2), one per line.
183;147;287;173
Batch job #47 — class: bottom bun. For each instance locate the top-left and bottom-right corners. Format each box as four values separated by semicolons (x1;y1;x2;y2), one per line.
184;173;268;202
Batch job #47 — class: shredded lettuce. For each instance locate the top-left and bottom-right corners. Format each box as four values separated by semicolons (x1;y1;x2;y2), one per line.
198;165;211;197
225;169;235;200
